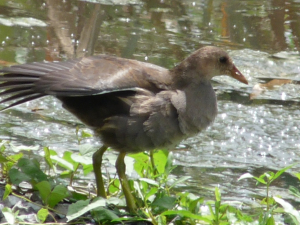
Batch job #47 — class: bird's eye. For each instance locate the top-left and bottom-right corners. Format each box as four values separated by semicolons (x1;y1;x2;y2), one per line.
219;56;227;63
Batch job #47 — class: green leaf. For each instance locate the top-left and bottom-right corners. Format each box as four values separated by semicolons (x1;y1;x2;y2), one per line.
67;199;90;221
289;186;300;198
108;178;120;194
3;184;12;200
82;164;94;176
0;154;8;163
9;153;23;162
161;210;211;223
153;149;168;174
37;208;49;223
253;176;267;185
43;147;53;169
156;215;167;225
145;187;158;202
36;181;51;205
49;149;58;156
294;173;300;181
48;185;69;208
273;196;300;223
139;178;159;186
9;168;31;185
81;130;93;138
71;154;92;165
128;152;149;177
67;198;106;222
169;176;191;190
17;158;47;182
152;196;177;209
79;144;98;155
164;150;175;175
215;187;221;202
50;155;74;171
91;207;119;223
272;164;296;181
189;197;204;213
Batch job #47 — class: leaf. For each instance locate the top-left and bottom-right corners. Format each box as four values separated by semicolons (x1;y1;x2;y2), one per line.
123;155;135;175
169;176;191;190
238;173;254;181
9;168;31;185
82;164;94;176
108;178;120;194
0;154;8;163
81;130;93;138
48;185;69;208
91;207;119;223
3;184;12;200
272;164;296;182
152;196;177;209
36;181;51;205
43;147;53;169
145;187;158;202
9;143;39;152
79;144;98;156
8;153;23;162
189;197;204;213
67;198;106;222
50;155;74;171
17;158;47;182
215;187;221;202
294;173;300;181
2;207;16;225
253;176;267;185
161;210;211;223
164;150;175;175
139;178;159;186
71;154;92;165
153;149;168;174
273;196;300;223
289;186;300;198
128;152;149;177
37;208;49;223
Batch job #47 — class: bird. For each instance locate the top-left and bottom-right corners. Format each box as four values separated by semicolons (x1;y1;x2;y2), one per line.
0;46;248;212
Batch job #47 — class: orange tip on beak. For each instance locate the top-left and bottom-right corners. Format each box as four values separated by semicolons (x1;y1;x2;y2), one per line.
231;65;248;84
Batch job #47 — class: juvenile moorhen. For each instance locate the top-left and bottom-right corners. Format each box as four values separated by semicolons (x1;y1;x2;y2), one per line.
0;46;248;212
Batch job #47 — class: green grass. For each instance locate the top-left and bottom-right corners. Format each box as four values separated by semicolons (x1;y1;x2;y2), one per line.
0;135;299;225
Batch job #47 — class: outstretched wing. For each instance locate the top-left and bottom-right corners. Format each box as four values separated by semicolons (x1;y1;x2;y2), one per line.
0;55;172;110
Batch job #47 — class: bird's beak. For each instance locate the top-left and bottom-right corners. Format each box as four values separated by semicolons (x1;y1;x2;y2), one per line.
231;65;248;84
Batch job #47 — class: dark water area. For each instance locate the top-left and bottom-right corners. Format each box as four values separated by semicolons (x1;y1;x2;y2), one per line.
0;0;300;217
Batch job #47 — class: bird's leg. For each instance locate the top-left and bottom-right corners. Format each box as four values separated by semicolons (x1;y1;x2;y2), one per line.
92;145;108;197
116;152;137;213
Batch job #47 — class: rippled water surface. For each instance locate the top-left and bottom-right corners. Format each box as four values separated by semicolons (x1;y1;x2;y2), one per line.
1;0;300;211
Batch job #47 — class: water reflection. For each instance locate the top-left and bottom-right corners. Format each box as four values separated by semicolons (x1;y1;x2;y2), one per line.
1;0;300;64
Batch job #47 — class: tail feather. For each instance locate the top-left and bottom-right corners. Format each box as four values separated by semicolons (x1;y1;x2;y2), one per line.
0;82;34;89
0;75;39;82
0;71;44;110
0;93;45;111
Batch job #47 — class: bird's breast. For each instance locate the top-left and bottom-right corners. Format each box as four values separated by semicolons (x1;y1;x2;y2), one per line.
174;83;217;135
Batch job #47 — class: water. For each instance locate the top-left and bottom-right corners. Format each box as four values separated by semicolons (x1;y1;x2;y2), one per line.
1;0;300;211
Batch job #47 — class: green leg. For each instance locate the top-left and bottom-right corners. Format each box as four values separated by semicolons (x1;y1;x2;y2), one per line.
116;152;137;213
92;145;108;197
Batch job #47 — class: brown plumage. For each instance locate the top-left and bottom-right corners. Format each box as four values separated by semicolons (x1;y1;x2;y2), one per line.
0;46;248;212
